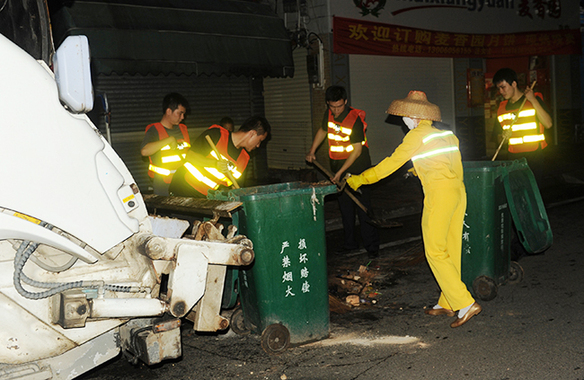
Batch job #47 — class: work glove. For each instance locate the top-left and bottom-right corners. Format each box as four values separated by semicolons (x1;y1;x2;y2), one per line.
347;175;363;191
502;129;512;140
347;167;379;191
216;160;230;174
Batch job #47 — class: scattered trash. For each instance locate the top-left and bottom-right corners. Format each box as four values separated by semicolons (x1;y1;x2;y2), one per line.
329;262;383;311
346;295;360;307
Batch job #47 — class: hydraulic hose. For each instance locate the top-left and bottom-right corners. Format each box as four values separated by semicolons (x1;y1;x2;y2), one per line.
13;223;149;299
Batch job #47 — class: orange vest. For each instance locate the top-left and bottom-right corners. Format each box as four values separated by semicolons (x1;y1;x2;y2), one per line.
327;108;369;160
497;94;547;153
146;123;190;183
183;125;250;196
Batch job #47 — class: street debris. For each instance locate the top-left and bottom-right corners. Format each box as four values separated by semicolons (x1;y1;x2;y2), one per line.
329;264;381;312
328;243;426;313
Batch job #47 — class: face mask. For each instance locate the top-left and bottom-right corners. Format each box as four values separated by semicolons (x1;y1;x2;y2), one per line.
403;117;416;130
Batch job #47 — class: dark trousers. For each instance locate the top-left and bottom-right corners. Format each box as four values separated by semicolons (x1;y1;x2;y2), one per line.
338;186;380;253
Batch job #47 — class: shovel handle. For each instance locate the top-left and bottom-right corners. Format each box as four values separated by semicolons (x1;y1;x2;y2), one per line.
206;135;240;189
491;81;537;161
311;160;371;214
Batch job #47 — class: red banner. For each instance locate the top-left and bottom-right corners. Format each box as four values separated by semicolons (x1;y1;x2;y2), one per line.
333;16;581;58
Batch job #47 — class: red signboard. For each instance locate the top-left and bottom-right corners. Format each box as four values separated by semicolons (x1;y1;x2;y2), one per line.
333;16;581;58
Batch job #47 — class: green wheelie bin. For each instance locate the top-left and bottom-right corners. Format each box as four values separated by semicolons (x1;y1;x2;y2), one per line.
208;182;337;354
461;159;552;301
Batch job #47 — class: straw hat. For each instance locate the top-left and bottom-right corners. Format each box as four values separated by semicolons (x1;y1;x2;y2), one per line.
386;91;441;122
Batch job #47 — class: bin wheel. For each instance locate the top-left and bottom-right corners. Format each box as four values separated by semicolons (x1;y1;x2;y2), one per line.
508;261;524;285
260;324;290;355
473;276;498;301
230;307;249;336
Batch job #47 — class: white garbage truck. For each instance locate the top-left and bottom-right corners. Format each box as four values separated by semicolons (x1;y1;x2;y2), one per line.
0;2;252;379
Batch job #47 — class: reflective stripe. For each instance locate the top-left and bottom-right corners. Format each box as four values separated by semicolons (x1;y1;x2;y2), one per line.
327;133;350;142
161;155;182;163
524;134;545;142
412;146;459;161
509;134;545;145
206;167;229;182
422;131;453;144
519;109;536;117
148;164;173;176
498;109;536;123
330;145;354;153
185;163;219;189
327;122;353;136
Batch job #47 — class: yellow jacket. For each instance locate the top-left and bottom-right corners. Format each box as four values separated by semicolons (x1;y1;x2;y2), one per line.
349;120;463;190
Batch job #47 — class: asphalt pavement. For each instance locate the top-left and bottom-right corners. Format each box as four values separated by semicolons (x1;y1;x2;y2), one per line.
78;144;584;380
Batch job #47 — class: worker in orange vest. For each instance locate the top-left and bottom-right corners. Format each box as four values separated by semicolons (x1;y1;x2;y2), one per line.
141;93;191;195
306;85;379;258
170;116;271;198
493;68;552;184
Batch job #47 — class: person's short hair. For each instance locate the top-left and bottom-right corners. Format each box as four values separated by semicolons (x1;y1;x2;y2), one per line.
162;93;190;114
325;85;347;103
220;116;234;127
493;68;518;87
238;116;271;136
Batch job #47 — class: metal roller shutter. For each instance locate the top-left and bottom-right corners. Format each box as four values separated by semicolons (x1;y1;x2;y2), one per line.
89;74;261;192
264;49;313;170
348;55;454;165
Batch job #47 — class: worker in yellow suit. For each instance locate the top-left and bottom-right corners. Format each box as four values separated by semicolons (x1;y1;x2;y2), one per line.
347;91;481;328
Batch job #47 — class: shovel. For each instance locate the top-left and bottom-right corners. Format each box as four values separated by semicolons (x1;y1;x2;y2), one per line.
311;160;401;229
492;81;537;161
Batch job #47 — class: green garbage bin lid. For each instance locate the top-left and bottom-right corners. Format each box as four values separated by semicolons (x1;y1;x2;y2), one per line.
208;182;338;202
502;159;553;254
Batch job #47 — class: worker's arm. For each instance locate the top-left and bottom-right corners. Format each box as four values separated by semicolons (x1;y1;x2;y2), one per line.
140;136;177;157
525;87;553;129
305;128;327;163
348;125;424;191
332;143;362;184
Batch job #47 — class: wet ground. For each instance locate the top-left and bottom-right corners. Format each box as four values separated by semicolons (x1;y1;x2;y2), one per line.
78;144;584;380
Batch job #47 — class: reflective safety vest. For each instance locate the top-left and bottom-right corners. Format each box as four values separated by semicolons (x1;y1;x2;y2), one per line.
497;94;547;153
184;125;250;196
327;108;369;160
146;123;191;183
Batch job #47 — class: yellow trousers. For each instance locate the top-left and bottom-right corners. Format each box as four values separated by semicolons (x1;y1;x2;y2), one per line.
422;185;475;311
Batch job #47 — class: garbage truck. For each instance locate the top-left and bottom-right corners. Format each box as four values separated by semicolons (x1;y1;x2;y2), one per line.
0;1;253;379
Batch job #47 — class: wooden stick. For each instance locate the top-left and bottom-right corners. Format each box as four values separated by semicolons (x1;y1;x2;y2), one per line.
205;135;240;189
492;81;537;161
